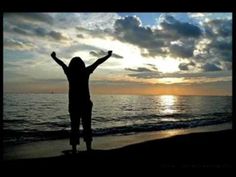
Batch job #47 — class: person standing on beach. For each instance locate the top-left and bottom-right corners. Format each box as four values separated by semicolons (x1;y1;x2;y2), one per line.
51;50;113;153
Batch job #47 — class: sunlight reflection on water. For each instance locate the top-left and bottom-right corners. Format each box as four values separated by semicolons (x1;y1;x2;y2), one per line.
159;95;178;115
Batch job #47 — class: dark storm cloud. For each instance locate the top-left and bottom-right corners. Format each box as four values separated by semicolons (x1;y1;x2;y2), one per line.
90;50;123;59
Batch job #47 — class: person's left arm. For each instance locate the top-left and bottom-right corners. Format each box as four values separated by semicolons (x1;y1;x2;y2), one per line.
87;51;112;73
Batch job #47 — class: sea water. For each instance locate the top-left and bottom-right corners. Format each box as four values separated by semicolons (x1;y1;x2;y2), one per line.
3;93;232;145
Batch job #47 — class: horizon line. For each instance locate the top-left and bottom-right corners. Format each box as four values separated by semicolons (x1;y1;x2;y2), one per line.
3;92;232;97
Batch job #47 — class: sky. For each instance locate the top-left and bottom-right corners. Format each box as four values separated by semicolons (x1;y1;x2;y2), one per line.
3;13;232;95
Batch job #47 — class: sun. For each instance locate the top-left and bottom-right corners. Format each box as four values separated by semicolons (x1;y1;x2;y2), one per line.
155;57;180;73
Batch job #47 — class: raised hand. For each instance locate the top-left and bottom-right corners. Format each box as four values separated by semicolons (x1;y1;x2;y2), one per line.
51;51;56;58
108;50;112;56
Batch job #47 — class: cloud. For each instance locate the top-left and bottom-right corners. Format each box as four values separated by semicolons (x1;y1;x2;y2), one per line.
125;67;154;72
126;64;230;79
113;15;203;58
4;13;68;42
75;26;113;39
4;13;54;25
125;66;160;79
11;27;29;35
204;19;232;38
112;14;232;74
114;16;165;56
4;38;36;50
4;20;69;41
31;78;67;83
159;15;202;38
55;43;102;59
90;50;123;59
178;61;196;71
54;13;119;30
196;18;232;63
208;39;232;62
27;27;68;41
33;27;47;37
169;42;194;58
221;61;232;70
48;31;68;41
3;13;232;95
34;28;69;41
146;64;159;70
3;13;54;29
77;34;84;38
201;63;222;72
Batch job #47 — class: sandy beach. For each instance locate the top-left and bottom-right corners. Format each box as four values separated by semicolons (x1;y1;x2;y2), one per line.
3;122;232;160
2;123;233;172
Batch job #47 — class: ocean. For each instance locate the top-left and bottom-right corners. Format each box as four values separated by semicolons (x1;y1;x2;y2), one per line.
3;93;232;145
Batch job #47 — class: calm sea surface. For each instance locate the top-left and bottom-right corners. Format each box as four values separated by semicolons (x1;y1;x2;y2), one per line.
3;94;232;144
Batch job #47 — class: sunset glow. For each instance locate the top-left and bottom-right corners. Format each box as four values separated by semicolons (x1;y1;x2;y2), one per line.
3;13;232;95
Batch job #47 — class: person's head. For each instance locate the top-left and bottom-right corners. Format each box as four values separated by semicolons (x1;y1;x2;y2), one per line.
69;57;85;73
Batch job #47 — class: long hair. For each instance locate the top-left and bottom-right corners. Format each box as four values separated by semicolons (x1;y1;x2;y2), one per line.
69;57;85;73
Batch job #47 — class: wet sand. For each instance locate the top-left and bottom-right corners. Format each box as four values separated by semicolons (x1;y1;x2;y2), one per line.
2;123;233;172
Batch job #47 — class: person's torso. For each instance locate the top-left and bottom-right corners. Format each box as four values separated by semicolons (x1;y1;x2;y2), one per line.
66;69;91;101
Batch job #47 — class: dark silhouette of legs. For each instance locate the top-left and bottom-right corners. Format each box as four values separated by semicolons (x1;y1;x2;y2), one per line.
86;141;91;151
72;144;77;154
69;100;93;153
82;100;93;151
69;113;80;154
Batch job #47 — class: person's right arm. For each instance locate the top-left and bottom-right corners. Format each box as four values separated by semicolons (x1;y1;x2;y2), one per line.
51;51;68;74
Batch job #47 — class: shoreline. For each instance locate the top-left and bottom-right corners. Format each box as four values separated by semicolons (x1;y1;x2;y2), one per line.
2;129;233;172
3;122;232;160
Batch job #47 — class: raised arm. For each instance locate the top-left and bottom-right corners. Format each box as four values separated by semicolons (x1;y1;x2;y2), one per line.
51;51;68;74
87;51;112;73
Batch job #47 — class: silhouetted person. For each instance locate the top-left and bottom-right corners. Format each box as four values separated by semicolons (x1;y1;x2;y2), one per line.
51;50;112;153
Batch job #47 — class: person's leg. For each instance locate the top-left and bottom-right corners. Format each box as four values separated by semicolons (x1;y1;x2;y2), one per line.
70;113;80;154
82;101;93;151
72;144;77;154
